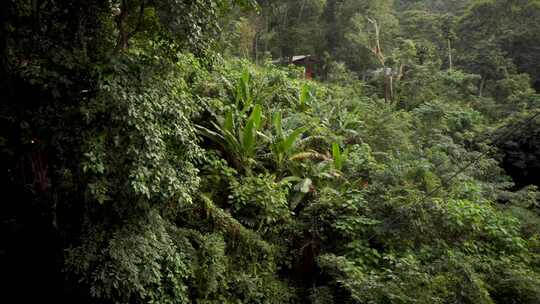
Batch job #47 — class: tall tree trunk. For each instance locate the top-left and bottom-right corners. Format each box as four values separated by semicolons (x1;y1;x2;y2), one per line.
447;38;453;70
478;77;485;97
384;68;393;103
389;74;394;102
253;32;259;63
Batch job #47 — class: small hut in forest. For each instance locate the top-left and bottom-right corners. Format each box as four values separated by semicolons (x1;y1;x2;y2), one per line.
273;55;317;79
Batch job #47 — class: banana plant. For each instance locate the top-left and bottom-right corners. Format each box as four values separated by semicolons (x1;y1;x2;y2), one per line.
229;68;276;113
271;111;307;170
235;68;253;111
197;104;263;174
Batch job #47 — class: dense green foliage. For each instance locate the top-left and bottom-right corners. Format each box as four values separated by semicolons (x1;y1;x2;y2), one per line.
2;0;540;303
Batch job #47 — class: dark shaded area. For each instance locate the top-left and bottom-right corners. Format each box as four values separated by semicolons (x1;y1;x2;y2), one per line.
0;1;94;296
1;187;62;302
498;120;540;189
0;192;93;303
0;80;93;304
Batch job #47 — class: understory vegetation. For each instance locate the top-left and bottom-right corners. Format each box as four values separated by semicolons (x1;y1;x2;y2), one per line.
2;0;540;303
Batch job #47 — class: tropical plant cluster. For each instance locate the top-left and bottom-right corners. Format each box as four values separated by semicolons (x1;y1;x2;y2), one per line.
1;0;540;303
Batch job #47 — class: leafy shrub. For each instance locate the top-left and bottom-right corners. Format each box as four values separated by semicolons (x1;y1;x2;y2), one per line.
229;174;291;233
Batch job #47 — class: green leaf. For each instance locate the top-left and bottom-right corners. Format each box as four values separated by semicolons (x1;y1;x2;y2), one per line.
224;110;234;134
242;105;263;157
242;118;255;156
332;142;343;171
195;124;225;142
283;127;307;153
249;104;263;130
239;69;252;111
299;83;310;106
273;111;283;139
278;175;302;186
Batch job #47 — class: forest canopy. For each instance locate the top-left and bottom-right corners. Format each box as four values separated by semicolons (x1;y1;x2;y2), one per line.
1;0;540;303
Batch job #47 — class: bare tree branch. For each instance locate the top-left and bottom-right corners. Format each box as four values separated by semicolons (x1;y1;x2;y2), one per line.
367;17;385;66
